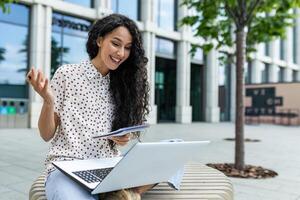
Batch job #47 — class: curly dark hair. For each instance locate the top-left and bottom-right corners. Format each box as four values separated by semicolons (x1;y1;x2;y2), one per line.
86;14;149;146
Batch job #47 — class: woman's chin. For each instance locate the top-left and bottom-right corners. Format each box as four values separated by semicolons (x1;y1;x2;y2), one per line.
108;64;120;71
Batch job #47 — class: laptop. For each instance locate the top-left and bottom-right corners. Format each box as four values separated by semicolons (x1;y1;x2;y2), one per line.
53;140;210;194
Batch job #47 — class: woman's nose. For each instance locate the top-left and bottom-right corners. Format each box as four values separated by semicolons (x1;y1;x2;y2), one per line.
117;48;125;58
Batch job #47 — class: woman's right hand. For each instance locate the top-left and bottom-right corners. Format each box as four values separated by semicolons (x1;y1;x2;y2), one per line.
26;68;54;105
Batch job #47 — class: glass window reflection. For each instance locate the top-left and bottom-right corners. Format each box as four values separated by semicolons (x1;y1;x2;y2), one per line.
51;13;91;76
111;0;139;20
192;47;203;61
0;3;29;25
63;0;92;7
155;37;175;56
0;4;29;85
155;0;176;31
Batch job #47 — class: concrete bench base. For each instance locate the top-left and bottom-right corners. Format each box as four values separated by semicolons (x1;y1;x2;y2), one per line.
29;163;233;200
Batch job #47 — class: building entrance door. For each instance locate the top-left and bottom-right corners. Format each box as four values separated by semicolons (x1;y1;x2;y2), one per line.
155;57;176;122
190;64;204;121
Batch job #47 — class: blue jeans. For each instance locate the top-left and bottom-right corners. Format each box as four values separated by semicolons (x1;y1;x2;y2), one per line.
45;170;99;200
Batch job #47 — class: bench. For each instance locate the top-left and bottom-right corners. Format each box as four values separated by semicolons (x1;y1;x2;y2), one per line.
29;163;233;200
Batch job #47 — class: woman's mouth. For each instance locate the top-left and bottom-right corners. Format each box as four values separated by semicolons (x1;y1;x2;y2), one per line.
110;56;121;64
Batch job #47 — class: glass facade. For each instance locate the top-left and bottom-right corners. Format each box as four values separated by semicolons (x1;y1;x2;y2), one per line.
280;38;285;60
155;0;177;31
190;64;204;121
265;42;270;56
155;38;177;122
155;37;176;58
111;0;139;20
278;67;284;82
261;63;269;83
51;13;91;76
155;57;176;122
63;0;93;7
245;62;251;84
293;9;297;64
292;70;298;82
192;47;203;62
0;4;29;98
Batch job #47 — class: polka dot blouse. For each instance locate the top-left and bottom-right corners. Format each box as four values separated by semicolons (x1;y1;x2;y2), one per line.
45;60;119;174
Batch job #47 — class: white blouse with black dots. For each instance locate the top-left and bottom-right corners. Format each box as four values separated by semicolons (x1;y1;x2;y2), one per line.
45;60;119;174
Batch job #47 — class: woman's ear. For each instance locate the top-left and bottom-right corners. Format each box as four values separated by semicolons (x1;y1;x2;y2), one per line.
96;37;103;48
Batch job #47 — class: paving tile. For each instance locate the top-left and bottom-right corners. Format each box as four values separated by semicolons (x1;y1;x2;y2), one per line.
1;123;300;200
0;185;11;193
1;165;42;181
0;171;24;186
0;190;27;200
7;180;33;195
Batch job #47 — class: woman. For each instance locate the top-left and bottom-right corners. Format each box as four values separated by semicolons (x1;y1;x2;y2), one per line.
27;14;151;200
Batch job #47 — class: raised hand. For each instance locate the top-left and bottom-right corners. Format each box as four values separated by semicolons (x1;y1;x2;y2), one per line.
26;68;54;105
110;134;131;146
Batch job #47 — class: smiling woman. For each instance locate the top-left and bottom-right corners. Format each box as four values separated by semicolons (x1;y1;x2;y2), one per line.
26;13;150;200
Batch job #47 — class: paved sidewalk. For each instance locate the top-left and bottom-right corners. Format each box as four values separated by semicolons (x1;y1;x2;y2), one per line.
1;123;300;200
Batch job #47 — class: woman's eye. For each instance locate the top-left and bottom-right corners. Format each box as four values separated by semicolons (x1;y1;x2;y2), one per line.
125;46;131;50
112;42;119;46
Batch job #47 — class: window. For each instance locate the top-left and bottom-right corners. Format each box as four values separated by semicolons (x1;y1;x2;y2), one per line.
293;9;297;64
191;47;203;62
261;63;269;83
112;0;140;20
245;61;251;84
278;67;284;82
265;42;270;56
155;0;177;31
63;0;93;7
292;70;298;82
51;13;92;76
0;4;29;86
280;38;285;60
219;64;226;86
155;37;176;58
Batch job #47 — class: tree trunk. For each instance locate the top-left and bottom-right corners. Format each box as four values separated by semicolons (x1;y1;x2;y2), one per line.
235;28;246;170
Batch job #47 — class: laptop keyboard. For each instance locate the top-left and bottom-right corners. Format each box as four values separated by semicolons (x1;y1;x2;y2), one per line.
73;167;113;183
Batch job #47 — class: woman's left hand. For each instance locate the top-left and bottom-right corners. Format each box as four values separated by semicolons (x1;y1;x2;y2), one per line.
110;134;130;146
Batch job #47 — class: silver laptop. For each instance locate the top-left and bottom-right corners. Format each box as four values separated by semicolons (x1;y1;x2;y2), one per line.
52;140;210;194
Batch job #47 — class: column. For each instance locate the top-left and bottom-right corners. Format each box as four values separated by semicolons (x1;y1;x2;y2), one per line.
94;0;110;18
176;41;192;123
230;63;236;122
205;49;220;122
28;4;52;128
296;9;300;81
284;68;293;82
141;0;157;124
269;40;279;82
251;59;263;83
268;64;278;83
285;18;293;65
175;0;192;123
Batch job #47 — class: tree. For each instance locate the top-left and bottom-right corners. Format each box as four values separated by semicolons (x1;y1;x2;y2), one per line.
181;0;300;171
0;0;16;13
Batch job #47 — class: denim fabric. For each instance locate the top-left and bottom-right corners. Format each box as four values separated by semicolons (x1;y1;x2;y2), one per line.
45;170;99;200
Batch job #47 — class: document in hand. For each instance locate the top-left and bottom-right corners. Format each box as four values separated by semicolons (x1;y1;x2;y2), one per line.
93;124;149;139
